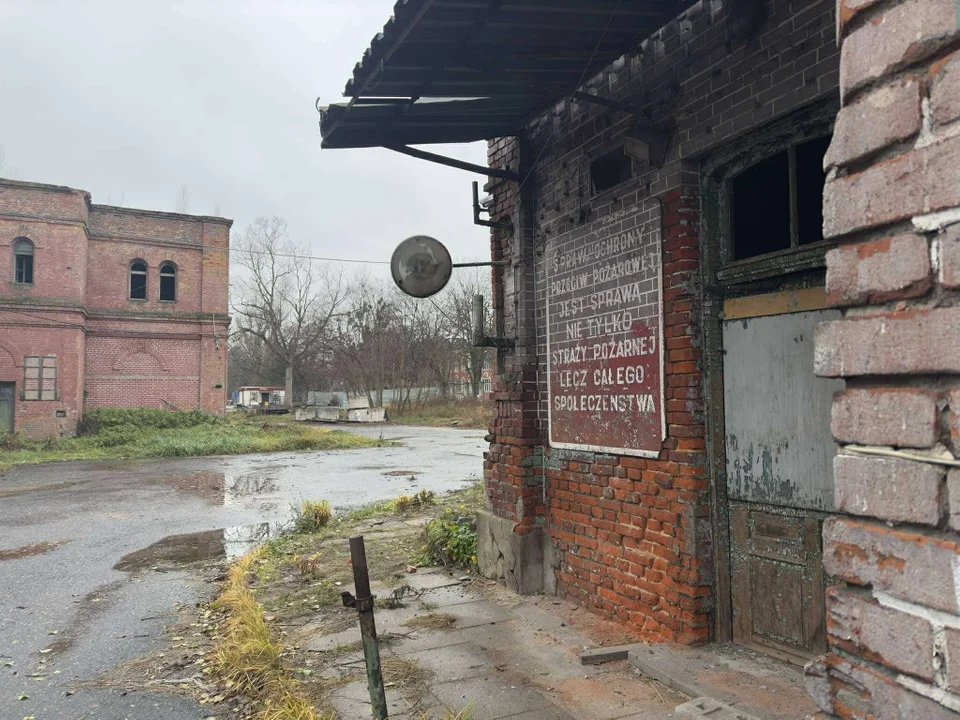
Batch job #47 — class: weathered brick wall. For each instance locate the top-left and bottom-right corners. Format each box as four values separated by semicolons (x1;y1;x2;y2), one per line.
0;315;84;436
0;179;231;437
805;0;960;715
485;0;839;641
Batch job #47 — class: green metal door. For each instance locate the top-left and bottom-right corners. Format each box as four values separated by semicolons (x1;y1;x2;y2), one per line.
0;382;14;435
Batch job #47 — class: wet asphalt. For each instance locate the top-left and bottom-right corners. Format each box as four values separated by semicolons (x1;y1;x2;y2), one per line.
0;424;485;720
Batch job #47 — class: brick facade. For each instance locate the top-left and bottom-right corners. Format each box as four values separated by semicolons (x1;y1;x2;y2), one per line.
483;0;841;643
804;0;960;715
0;178;230;437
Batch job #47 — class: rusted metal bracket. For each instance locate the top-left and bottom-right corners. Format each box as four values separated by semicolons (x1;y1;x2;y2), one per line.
473;293;514;349
386;144;520;182
473;181;512;230
571;90;641;115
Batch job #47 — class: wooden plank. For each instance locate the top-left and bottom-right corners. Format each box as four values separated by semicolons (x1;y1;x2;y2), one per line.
723;286;828;321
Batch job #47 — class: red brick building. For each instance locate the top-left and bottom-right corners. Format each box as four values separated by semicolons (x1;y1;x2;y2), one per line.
322;0;960;714
0;178;231;438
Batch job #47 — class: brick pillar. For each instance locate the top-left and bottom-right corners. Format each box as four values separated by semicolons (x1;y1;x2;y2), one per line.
807;0;960;715
478;136;549;594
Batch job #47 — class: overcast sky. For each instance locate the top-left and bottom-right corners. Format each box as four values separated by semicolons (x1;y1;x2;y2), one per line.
0;0;491;281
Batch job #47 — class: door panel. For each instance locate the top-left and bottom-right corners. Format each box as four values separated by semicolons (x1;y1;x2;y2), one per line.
723;310;843;511
723;308;839;663
0;382;14;435
730;504;826;661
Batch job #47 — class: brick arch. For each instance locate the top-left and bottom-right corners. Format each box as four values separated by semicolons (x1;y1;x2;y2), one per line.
0;338;23;368
112;344;170;373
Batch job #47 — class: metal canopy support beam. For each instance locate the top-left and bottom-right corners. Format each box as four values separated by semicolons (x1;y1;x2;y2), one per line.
386;144;520;181
571;90;641;115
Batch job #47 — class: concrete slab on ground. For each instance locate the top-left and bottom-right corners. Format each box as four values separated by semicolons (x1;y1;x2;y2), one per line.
627;643;814;720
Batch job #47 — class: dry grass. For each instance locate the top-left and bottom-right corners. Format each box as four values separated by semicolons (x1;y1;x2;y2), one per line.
293;500;333;533
389;397;492;429
403;612;457;631
211;547;332;720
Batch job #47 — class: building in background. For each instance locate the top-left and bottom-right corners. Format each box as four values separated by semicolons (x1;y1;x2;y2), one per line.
0;178;231;438
321;0;960;715
234;386;285;408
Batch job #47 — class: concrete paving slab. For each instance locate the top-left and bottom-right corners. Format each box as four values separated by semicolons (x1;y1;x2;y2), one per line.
329;680;434;720
497;707;578;719
305;605;422;651
418;582;480;607
405;567;466;590
442;598;514;628
400;641;495;682
430;673;555;718
627;644;814;720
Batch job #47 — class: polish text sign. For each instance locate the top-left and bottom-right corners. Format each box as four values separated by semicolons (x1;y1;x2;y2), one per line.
546;199;664;457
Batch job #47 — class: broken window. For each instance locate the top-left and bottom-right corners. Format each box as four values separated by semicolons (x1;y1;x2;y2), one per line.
130;260;147;300
23;356;57;401
730;135;831;261
159;263;177;302
14;238;34;284
591;148;632;195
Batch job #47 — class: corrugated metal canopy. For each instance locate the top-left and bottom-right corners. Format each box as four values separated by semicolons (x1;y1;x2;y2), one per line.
320;0;692;149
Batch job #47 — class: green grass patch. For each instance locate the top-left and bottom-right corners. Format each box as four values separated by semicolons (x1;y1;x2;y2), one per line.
0;410;388;473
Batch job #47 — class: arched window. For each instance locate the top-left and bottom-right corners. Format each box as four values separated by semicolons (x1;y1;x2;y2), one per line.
159;263;177;302
130;261;147;300
14;238;34;285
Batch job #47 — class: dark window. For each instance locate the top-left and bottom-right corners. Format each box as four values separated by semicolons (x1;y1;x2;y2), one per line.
730;135;831;261
14;238;34;284
159;263;177;302
23;356;57;401
130;261;147;300
591;148;632;194
732;152;791;260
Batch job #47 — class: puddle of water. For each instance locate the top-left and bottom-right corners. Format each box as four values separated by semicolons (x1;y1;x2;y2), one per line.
382;470;419;477
0;540;68;562
158;471;279;506
113;523;271;571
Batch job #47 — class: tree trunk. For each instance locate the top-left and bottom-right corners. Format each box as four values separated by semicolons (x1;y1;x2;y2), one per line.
285;362;294;409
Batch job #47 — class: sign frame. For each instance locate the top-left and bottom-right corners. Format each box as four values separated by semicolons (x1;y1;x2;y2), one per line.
545;198;666;458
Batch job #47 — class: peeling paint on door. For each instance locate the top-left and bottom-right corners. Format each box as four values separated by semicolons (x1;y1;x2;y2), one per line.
723;310;843;511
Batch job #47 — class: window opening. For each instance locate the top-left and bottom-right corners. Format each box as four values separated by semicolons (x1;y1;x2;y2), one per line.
591;148;632;195
14;238;34;285
159;263;177;302
730;134;831;261
130;261;147;300
796;136;831;246
23;356;57;401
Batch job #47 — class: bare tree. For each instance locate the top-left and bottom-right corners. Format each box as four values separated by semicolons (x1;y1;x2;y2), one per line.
437;268;494;397
174;184;191;213
232;216;347;407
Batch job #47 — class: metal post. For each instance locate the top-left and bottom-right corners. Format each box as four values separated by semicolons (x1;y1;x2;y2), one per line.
349;536;388;719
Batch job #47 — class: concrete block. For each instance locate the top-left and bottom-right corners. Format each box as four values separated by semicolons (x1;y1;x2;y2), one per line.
674;697;760;720
476;509;545;595
580;643;639;665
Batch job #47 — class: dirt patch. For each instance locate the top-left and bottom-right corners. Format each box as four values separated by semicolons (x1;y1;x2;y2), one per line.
0;482;78;498
382;470;420;476
0;540;67;562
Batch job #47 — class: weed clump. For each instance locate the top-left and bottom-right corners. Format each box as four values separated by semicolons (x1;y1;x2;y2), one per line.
393;489;436;513
415;507;477;568
294;500;333;533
